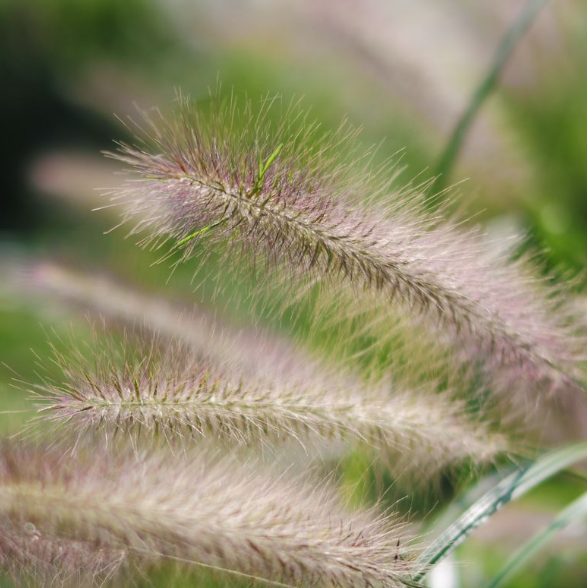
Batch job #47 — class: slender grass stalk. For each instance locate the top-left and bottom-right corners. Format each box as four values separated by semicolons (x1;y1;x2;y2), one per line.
104;94;586;405
485;489;587;588
430;0;552;194
0;443;418;588
26;331;506;472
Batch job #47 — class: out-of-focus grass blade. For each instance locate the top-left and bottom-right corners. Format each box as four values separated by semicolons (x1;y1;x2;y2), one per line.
485;490;587;588
430;469;506;534
430;0;551;195
411;443;587;582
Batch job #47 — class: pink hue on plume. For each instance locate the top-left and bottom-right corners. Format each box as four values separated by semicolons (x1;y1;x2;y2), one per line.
106;94;586;406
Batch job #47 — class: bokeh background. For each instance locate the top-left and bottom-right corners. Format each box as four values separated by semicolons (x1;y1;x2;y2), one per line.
1;0;587;586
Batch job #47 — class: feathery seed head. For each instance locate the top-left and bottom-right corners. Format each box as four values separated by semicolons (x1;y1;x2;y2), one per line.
27;329;507;471
6;255;319;382
106;93;587;404
0;443;417;588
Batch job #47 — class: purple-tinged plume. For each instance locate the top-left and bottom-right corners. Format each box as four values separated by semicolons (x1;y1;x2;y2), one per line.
4;255;318;382
0;443;417;588
0;520;126;587
26;331;505;471
105;94;587;403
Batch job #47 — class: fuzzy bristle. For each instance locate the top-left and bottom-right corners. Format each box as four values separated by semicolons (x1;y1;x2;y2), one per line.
5;256;319;382
0;443;416;588
27;332;507;471
105;94;587;404
0;520;126;587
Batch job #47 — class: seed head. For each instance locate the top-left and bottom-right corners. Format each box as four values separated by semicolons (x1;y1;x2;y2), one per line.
105;93;587;405
0;443;417;588
25;330;507;472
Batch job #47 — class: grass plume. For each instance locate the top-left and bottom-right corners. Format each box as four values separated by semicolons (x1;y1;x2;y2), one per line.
26;330;507;471
0;442;418;588
105;93;587;405
4;254;318;382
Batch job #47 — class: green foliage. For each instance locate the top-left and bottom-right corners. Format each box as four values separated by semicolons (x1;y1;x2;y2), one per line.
0;0;173;71
504;15;587;272
486;489;587;588
413;444;587;582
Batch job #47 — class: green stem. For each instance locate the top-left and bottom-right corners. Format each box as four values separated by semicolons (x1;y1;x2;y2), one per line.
430;0;551;196
176;217;228;248
485;490;587;588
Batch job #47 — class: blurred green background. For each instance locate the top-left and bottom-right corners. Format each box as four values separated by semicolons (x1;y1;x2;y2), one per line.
1;0;587;586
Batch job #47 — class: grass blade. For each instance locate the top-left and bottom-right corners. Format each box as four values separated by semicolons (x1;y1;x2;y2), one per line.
485;490;587;588
411;443;587;582
431;0;551;194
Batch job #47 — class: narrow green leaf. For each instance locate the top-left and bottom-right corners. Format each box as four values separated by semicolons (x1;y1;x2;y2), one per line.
176;218;227;248
411;443;587;582
430;0;551;196
260;143;284;180
485;490;587;588
430;469;506;533
258;151;264;179
249;143;284;197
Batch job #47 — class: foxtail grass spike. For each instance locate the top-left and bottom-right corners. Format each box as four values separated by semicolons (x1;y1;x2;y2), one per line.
4;255;318;382
105;93;587;403
0;443;418;588
27;331;506;470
